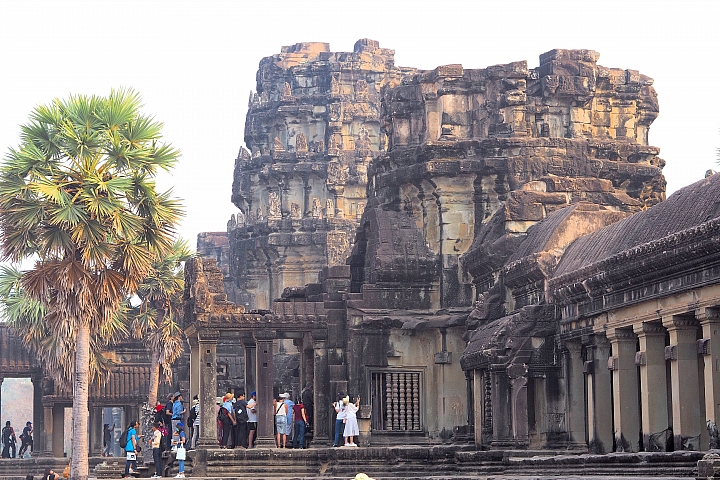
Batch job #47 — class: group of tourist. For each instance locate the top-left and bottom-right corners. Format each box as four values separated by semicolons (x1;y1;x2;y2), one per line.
333;392;360;447
217;389;257;449
1;420;33;458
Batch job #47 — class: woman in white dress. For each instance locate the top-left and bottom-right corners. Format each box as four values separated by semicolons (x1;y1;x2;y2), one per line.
342;396;361;446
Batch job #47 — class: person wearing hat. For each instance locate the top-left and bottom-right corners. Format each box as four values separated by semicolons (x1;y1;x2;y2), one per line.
171;422;186;478
19;421;32;457
247;391;258;448
171;391;186;435
281;392;294;445
219;392;236;448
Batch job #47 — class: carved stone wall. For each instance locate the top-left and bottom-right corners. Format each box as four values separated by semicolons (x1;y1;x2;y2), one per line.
227;39;412;310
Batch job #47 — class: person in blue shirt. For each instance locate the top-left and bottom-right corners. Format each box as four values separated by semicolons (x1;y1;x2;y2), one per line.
124;420;139;478
281;393;294;446
171;392;186;434
172;422;187;478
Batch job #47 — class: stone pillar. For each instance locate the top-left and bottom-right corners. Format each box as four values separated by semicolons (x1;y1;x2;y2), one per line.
197;329;219;448
52;404;64;457
43;404;53;456
588;334;613;453
243;338;257;395
90;405;103;456
507;363;529;447
607;328;640;452
254;328;276;447
31;376;45;454
473;370;484;447
699;308;720;432
490;368;513;448
189;336;200;401
663;315;702;450
565;341;587;448
633;321;669;451
312;329;331;445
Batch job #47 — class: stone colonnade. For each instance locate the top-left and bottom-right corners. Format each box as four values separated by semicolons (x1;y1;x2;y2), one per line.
570;307;720;453
189;327;331;449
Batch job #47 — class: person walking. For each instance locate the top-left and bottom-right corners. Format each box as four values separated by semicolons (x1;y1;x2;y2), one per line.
1;421;16;458
124;420;139;478
247;391;258;448
18;421;33;457
343;395;361;447
102;423;114;457
150;422;163;479
233;390;249;449
333;392;346;447
274;396;288;448
292;399;309;449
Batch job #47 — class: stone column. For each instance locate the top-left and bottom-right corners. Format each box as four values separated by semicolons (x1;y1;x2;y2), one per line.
254;328;276;447
197;329;219;448
243;338;257;395
588;334;613;453
633;321;668;451
52;404;64;457
663;315;702;450
90;405;103;456
31;376;45;454
189;336;200;401
565;341;587;448
43;404;54;456
699;308;720;432
490;368;513;448
312;329;331;445
607;328;640;452
472;370;484;447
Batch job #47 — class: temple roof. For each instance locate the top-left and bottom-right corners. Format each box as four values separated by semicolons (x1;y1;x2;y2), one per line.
554;173;720;278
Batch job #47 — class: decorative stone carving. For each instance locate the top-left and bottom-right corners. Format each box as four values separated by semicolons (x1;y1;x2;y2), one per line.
312;198;322;218
282;81;292;100
291;202;301;219
327;161;348;185
268;192;281;219
295;132;308;155
356;79;369;101
327;229;350;266
227;214;236;233
330;74;340;96
326;198;334;218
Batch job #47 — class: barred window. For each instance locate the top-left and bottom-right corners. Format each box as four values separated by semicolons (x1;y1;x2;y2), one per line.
371;371;422;431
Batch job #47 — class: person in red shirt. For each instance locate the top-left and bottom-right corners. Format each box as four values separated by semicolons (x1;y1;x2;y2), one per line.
291;401;309;449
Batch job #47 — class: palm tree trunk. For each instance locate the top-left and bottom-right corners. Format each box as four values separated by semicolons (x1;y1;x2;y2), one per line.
148;348;161;407
71;323;90;480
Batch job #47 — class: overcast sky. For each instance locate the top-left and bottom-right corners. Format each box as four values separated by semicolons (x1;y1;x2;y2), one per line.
1;0;718;247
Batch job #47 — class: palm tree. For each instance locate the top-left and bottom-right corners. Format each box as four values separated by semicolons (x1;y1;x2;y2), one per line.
0;89;183;480
129;238;193;407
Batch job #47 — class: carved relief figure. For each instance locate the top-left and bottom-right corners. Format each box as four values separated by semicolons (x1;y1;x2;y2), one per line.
326;198;334;218
329;103;341;122
355;79;369;101
312;198;322;218
291;202;301;219
296;132;308;152
327;230;350;266
227;214;236;233
330;74;340;96
268;192;281;219
236;209;245;227
327;161;348;185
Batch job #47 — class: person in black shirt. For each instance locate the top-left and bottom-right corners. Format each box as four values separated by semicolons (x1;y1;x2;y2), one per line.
18;421;33;457
102;423;114;456
1;421;16;458
233;390;249;449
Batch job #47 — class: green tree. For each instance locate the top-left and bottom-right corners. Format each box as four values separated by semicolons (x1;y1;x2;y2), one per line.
129;238;193;407
0;89;183;480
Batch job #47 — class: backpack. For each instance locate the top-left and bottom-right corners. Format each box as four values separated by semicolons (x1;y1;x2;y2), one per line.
217;406;230;421
188;404;198;424
119;429;129;449
235;402;249;423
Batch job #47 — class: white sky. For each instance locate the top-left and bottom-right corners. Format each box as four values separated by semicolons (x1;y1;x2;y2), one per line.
1;0;718;247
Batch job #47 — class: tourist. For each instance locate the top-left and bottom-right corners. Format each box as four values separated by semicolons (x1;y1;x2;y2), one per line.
301;382;314;428
42;468;60;480
150;422;163;478
247;391;258;448
219;392;236;448
124;420;139;478
102;423;114;457
215;396;223;446
233;390;249;449
19;421;33;457
274;396;288;448
292;399;309;449
332;392;346;447
163;393;174;451
189;396;200;449
171;391;186;433
280;392;294;445
172;422;186;478
343;395;360;447
1;421;16;458
153;400;165;425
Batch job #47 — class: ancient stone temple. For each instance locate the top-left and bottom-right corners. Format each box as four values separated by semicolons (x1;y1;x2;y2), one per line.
191;39;720;468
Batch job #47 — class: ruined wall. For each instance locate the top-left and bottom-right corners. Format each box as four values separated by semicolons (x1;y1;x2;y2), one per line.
227;39;412;310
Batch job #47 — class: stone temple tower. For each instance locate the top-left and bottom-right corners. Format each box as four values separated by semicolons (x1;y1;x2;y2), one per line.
227;39;412;309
